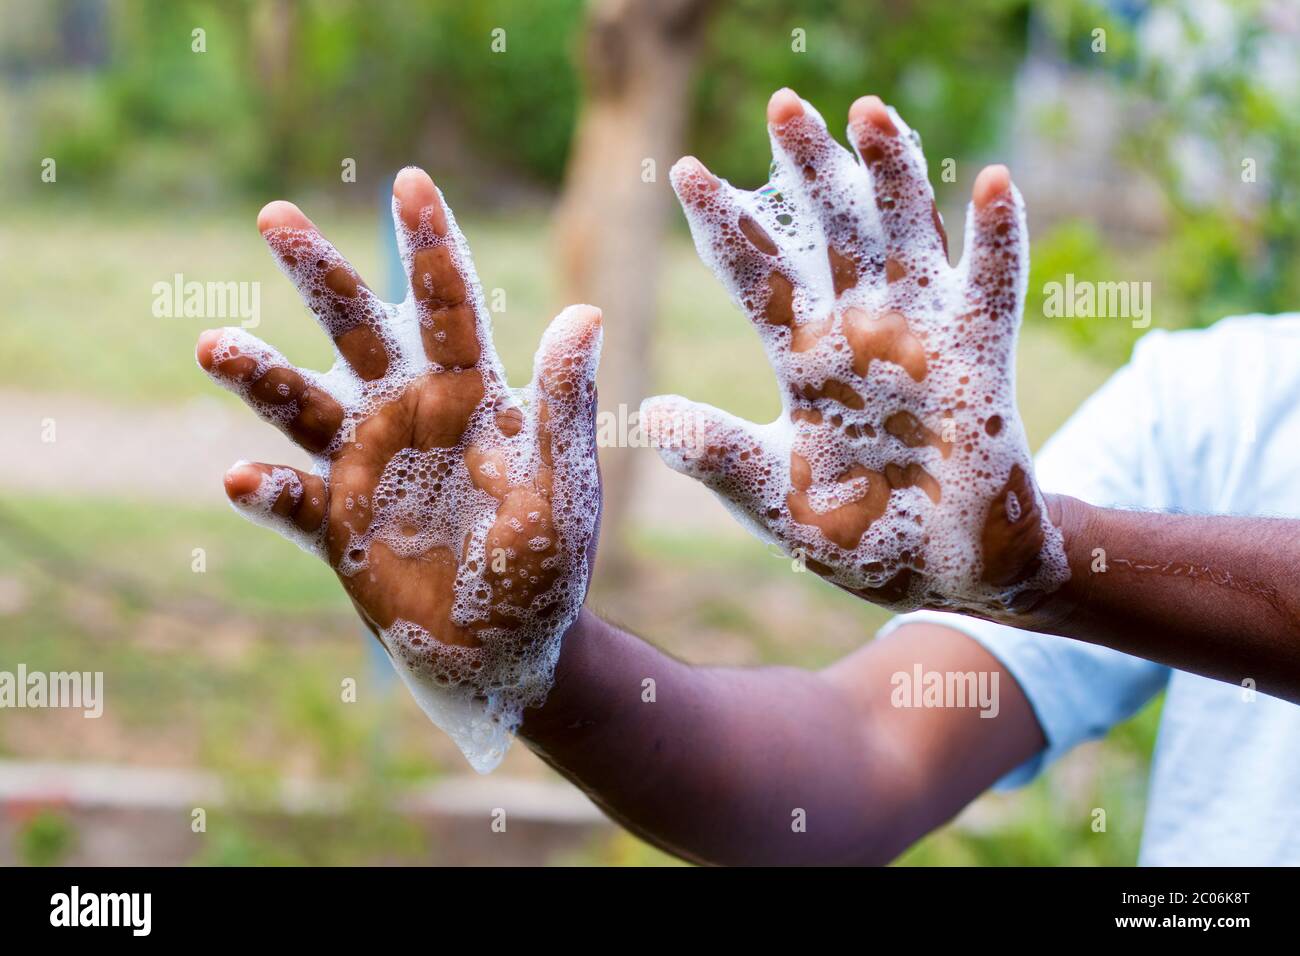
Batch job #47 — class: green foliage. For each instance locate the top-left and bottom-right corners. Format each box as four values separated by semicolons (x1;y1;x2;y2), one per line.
18;810;78;866
694;0;1030;192
6;0;1027;199
1027;221;1113;345
192;789;429;866
194;825;300;867
3;0;586;197
410;0;586;183
900;694;1162;866
1024;220;1158;361
1036;0;1300;347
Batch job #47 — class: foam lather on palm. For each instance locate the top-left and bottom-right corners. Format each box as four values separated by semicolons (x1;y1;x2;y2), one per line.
643;91;1068;615
197;169;601;772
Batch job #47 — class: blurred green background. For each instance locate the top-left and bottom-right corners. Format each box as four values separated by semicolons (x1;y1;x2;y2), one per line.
0;0;1294;865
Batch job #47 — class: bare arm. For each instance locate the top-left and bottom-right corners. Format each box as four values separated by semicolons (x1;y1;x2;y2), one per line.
521;87;1300;863
521;498;1300;866
522;612;1043;865
1034;495;1300;701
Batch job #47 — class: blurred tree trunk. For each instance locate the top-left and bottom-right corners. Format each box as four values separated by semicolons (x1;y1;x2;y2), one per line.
554;0;716;577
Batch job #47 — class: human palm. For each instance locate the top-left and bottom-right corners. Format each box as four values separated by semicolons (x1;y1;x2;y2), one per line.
197;168;601;771
643;90;1067;615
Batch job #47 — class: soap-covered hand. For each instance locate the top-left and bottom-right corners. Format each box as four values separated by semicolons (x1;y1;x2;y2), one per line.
197;168;602;772
643;90;1067;616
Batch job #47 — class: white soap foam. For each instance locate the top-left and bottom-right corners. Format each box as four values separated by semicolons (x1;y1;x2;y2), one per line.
661;100;1068;615
211;184;599;772
227;460;328;559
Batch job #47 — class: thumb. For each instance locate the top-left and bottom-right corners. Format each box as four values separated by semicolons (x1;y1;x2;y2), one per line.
531;304;602;473
640;394;777;515
533;304;602;418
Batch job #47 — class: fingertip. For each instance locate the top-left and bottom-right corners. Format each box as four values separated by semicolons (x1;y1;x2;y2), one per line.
223;461;264;499
638;393;681;429
257;200;313;234
670;156;720;191
638;394;665;419
767;87;804;126
393;165;435;203
973;164;1012;210
849;95;897;136
393;165;446;234
195;329;223;371
551;304;605;369
638;395;702;461
564;303;603;333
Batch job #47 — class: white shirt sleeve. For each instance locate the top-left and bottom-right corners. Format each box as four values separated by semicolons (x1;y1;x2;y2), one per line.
881;333;1174;788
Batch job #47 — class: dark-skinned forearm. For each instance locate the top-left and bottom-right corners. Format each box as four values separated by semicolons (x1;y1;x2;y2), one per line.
520;608;900;865
1029;495;1300;701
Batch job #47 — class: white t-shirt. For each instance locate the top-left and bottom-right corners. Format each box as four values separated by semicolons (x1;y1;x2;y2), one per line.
884;314;1300;865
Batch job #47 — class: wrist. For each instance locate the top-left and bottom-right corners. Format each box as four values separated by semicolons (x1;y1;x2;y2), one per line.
1017;492;1097;631
519;605;603;744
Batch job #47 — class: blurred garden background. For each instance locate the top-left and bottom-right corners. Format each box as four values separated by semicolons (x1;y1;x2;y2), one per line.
0;0;1296;865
